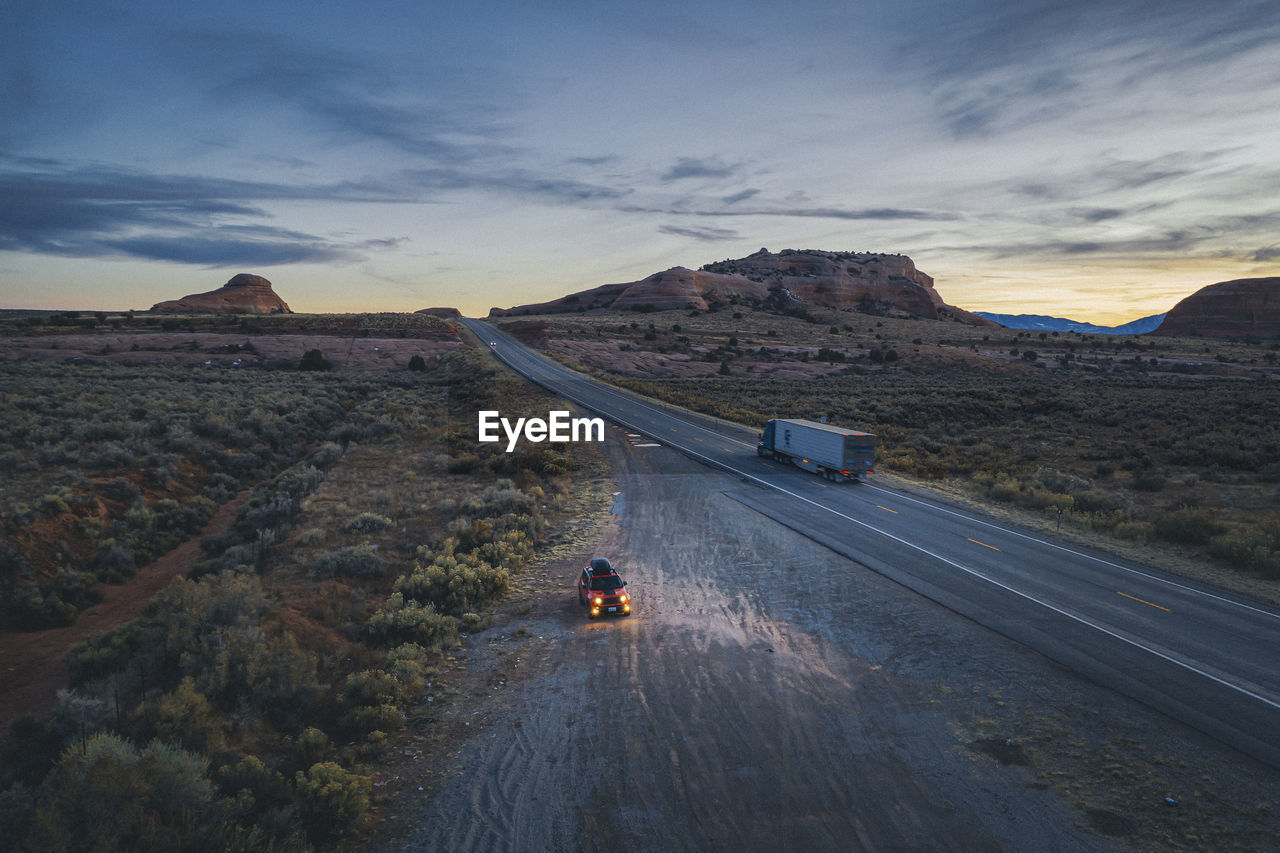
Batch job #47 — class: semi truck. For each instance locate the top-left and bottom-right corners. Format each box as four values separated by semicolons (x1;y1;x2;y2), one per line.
757;418;877;482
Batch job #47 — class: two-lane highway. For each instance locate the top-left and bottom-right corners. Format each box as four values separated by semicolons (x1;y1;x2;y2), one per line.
462;317;1280;768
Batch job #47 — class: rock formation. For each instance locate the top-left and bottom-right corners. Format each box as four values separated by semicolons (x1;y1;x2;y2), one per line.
1151;277;1280;338
490;248;991;324
416;307;462;318
151;273;292;314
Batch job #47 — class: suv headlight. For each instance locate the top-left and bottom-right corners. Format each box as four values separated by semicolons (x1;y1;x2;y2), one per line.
594;596;602;605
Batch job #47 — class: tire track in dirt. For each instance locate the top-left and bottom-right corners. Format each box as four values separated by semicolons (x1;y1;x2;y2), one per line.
393;439;1111;852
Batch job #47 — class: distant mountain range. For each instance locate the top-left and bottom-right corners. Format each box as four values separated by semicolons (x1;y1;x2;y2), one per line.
973;312;1167;336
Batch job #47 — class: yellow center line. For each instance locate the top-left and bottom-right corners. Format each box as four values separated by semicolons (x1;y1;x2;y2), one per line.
694;436;703;441
876;505;898;514
1117;591;1171;612
762;462;775;468
811;481;828;488
967;537;1001;551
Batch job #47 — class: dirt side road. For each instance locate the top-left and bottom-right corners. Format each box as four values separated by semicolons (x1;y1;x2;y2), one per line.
0;492;250;756
378;431;1279;852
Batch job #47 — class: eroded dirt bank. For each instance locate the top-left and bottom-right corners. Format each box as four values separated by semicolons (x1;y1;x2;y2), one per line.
377;430;1279;852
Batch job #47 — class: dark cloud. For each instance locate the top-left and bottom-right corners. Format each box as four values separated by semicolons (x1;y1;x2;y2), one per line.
908;0;1280;138
1252;248;1280;262
0;154;630;267
1077;208;1126;223
401;168;628;202
0;160;401;266
621;202;953;222
971;229;1210;260
661;157;738;182
100;231;353;267
722;188;760;204
658;224;739;241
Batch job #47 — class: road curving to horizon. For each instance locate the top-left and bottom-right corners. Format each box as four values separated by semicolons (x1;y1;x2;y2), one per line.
460;317;1280;770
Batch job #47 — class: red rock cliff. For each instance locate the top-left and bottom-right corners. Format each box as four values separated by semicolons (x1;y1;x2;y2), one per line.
1151;277;1280;338
491;248;989;324
151;273;292;314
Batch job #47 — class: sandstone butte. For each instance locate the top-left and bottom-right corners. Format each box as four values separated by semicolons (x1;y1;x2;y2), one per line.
489;248;993;325
150;273;292;314
1151;277;1280;338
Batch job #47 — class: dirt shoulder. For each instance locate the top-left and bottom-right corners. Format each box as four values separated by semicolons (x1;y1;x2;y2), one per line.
371;429;1280;851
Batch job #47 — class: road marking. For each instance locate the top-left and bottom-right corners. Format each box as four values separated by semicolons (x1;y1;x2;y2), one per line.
466;319;1280;713
967;537;1001;551
762;463;775;468
1117;591;1171;612
859;481;1280;624
694;436;703;441
876;505;898;514
811;481;828;488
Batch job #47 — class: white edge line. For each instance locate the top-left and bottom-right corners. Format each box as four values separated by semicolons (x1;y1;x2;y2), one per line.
468;319;1280;712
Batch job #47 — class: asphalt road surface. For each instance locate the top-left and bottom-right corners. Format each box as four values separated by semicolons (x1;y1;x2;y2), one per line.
461;317;1280;769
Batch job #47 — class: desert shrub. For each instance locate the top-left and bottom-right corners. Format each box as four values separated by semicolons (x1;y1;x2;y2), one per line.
312;544;388;578
293;727;333;769
447;453;480;474
293;762;370;840
1114;521;1155;542
340;703;404;736
1131;472;1167;492
9;572;101;630
296;527;326;547
1209;531;1280;577
346;512;392;533
365;593;457;648
130;677;228;755
91;540;137;582
214;754;292;817
408;354;427;371
35;492;69;516
298;349;332;372
98;476;143;504
1154;507;1224;546
306;441;344;470
30;734;216;853
988;479;1019;503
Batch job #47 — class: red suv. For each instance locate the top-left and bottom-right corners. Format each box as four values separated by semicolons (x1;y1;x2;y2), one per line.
578;557;631;618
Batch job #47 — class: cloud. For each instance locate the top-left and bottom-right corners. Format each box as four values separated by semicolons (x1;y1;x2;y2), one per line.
100;230;353;267
722;188;760;204
400;168;628;202
640;205;956;222
908;0;1280;138
0;160;400;266
1252;248;1280;262
167;28;513;163
658;224;739;241
661;157;739;182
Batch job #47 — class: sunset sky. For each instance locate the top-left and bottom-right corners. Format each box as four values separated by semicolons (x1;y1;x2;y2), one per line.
3;0;1278;323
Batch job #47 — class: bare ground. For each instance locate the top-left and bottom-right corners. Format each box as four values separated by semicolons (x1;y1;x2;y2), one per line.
0;332;463;371
369;430;1280;851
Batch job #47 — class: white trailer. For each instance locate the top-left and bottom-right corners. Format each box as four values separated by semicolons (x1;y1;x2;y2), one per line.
756;418;877;482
